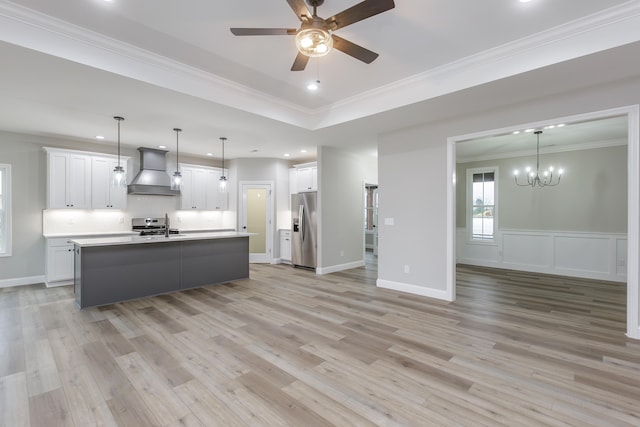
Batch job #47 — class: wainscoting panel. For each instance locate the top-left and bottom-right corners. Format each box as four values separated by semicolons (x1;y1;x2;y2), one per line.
554;236;610;274
457;228;627;282
503;233;553;268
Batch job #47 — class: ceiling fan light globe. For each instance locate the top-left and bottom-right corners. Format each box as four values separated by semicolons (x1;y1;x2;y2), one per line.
295;28;332;57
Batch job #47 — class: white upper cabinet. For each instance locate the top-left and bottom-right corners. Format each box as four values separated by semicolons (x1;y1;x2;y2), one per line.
295;162;317;193
46;147;129;210
205;168;228;211
180;164;228;211
91;156;127;209
180;166;207;210
47;150;92;209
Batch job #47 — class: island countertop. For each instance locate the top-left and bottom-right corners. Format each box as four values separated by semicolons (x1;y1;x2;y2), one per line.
71;231;251;247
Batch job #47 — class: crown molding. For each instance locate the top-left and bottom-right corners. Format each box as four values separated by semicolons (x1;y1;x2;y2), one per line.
2;1;640;131
456;138;627;164
0;1;317;128
311;1;640;129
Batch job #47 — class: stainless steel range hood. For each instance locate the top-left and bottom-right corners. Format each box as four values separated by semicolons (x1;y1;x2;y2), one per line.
128;147;180;196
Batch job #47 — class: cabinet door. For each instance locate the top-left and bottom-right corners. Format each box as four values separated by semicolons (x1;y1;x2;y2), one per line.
108;157;127;209
191;168;207;209
48;152;69;208
91;157;127;209
91;157;110;208
67;153;91;208
297;167;313;192
205;169;229;210
296;166;317;192
180;167;195;209
47;244;75;282
280;231;291;261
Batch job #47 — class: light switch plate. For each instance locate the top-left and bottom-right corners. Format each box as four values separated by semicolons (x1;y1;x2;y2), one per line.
384;218;394;226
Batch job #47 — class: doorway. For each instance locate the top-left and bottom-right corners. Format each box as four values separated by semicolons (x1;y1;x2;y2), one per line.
240;182;273;263
447;105;640;339
364;183;379;269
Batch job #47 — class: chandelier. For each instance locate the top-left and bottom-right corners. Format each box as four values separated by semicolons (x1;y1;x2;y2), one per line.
513;130;563;187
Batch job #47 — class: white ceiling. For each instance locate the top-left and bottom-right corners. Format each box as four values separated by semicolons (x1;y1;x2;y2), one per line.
0;0;639;161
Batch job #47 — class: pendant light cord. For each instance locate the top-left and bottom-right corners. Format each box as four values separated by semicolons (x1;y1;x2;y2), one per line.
114;116;124;168
174;128;182;172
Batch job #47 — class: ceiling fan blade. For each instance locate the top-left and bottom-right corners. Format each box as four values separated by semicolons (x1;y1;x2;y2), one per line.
327;0;395;31
291;52;310;71
230;28;297;36
332;35;379;64
286;0;313;22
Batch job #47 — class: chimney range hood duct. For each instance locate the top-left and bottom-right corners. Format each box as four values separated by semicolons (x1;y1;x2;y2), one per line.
128;147;180;196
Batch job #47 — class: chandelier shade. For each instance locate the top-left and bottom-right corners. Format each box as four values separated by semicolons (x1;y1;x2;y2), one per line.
513;130;563;187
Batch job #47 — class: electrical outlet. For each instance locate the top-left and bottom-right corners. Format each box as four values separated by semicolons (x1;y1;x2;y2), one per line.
119;216;124;224
404;265;410;274
177;216;182;223
340;250;344;257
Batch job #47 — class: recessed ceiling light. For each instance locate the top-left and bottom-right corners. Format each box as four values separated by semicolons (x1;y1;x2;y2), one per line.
207;152;213;156
557;123;566;127
95;135;105;140
307;81;319;91
545;125;556;129
519;0;533;3
512;131;520;135
158;145;167;149
524;128;535;133
284;153;290;157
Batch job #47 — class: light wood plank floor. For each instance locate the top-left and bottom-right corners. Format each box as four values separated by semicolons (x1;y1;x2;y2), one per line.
1;263;639;426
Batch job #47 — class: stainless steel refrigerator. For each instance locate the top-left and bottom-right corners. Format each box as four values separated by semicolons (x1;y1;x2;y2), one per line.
291;191;317;269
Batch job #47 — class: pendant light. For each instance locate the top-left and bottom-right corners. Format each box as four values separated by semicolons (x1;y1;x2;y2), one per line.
219;137;228;193
171;128;182;190
112;116;126;187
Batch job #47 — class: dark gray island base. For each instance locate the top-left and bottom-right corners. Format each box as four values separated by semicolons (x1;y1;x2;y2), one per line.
72;233;249;308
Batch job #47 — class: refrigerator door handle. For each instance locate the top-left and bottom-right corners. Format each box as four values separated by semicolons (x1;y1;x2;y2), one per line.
299;204;305;241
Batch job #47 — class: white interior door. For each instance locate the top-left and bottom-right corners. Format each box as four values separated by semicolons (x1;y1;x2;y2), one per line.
240;183;272;263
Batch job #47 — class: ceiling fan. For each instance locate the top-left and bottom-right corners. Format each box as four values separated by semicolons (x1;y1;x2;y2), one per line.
230;0;395;71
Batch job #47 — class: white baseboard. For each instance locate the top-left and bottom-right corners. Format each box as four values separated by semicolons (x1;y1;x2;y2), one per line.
0;275;45;289
377;279;453;302
316;260;365;275
627;325;640;340
46;280;73;288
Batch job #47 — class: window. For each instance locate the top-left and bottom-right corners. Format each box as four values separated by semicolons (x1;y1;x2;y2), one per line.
0;164;11;257
467;167;497;242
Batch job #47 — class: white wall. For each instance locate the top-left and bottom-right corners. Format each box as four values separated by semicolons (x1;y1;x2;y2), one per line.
0;132;47;284
377;73;640;337
317;145;367;274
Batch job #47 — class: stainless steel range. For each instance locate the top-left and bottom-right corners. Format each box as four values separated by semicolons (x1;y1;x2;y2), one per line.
132;217;179;236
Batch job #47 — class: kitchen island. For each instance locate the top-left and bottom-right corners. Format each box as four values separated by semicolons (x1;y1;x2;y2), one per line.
72;232;250;308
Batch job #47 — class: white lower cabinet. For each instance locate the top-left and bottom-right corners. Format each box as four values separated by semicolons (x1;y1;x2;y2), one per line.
45;238;75;286
280;230;291;263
